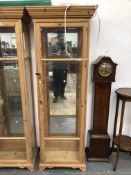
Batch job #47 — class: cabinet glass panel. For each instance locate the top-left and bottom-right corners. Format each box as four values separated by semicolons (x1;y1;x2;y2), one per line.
0;61;24;137
41;28;82;58
50;116;76;134
0;27;17;58
42;61;81;136
0;139;26;160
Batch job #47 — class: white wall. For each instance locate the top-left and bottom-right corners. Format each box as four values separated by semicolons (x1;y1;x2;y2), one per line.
31;0;131;146
87;0;131;144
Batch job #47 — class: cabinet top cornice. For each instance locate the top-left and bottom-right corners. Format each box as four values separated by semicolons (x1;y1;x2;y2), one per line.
0;7;31;22
26;5;98;19
0;5;97;20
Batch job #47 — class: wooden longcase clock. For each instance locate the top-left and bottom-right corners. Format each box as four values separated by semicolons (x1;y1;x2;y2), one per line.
27;5;97;171
87;56;117;161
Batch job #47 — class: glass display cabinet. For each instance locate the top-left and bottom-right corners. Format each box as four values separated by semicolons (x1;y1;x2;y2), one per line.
27;5;97;171
0;7;36;170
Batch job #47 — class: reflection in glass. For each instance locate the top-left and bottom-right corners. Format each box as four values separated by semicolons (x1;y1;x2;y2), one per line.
0;61;24;136
43;62;81;135
41;28;82;58
0;27;17;58
50;116;76;134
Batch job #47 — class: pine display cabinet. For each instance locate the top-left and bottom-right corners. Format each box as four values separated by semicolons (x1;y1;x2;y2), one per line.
0;7;36;170
27;5;97;171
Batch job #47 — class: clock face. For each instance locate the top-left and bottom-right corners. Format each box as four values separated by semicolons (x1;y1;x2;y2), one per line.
98;62;112;77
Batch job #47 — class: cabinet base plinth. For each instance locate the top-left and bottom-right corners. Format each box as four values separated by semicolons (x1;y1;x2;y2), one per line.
39;163;86;172
87;130;110;162
0;163;34;171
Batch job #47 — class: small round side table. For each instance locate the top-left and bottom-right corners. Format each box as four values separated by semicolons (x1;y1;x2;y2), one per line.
111;88;131;171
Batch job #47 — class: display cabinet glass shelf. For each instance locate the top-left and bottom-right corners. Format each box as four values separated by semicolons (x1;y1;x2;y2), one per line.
27;5;97;171
0;7;36;170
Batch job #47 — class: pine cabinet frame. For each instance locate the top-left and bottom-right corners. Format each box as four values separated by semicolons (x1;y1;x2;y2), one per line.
27;5;97;171
0;7;36;171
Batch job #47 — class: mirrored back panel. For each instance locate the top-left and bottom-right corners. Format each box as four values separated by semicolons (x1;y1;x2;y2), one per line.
41;28;83;58
0;27;17;58
42;61;82;137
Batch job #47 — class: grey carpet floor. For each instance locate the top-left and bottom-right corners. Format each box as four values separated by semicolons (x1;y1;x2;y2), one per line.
0;152;131;175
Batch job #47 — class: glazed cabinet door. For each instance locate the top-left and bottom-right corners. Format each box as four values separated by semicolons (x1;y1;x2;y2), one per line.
0;24;27;162
35;22;88;168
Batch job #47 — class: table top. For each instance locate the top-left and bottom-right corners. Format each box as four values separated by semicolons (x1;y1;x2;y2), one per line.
115;88;131;99
114;135;131;152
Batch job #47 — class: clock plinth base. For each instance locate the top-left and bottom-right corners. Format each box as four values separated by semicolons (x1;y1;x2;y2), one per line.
87;130;110;162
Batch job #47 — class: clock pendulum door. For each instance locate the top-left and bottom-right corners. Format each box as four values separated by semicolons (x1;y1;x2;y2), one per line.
87;56;117;161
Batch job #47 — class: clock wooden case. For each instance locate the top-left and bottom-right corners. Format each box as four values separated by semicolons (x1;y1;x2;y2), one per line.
87;56;117;161
27;5;97;171
0;7;36;170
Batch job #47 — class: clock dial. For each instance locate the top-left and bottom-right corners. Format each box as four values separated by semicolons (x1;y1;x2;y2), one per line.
98;62;112;77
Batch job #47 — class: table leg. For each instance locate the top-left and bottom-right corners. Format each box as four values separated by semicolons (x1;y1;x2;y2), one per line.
113;100;125;171
110;97;119;154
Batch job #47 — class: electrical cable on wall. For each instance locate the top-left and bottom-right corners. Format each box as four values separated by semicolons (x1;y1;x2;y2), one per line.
54;3;100;60
93;10;101;48
54;3;72;58
64;4;72;58
63;3;100;60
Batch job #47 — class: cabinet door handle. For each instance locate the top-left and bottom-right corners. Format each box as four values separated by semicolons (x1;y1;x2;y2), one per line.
39;101;44;111
35;72;41;76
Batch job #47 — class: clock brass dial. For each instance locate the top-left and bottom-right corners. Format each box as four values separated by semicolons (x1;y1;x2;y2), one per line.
98;62;112;77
